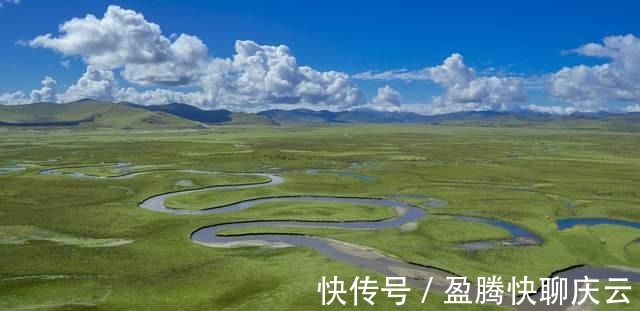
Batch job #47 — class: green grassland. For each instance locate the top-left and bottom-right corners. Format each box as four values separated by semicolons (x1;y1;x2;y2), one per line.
1;124;640;310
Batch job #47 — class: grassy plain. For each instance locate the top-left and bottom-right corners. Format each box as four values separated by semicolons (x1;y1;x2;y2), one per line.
1;124;640;310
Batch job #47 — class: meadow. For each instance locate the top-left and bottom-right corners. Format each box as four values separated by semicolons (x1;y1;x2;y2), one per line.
1;124;639;310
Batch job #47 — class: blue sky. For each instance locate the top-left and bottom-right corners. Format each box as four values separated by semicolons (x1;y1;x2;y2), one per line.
1;0;639;114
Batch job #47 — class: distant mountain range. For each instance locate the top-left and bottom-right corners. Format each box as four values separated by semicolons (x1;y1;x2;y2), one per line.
257;108;433;124
259;108;564;125
1;100;639;131
258;108;640;131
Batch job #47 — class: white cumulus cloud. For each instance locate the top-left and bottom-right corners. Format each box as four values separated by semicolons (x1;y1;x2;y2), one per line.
547;34;640;110
370;85;402;111
1;76;57;105
355;53;526;114
0;91;28;105
59;65;116;102
30;5;208;86
121;34;209;86
206;40;363;111
30;5;173;67
114;87;211;108
30;76;57;102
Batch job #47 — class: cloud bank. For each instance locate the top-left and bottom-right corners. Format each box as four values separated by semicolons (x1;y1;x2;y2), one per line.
547;34;640;112
355;53;527;114
24;5;363;111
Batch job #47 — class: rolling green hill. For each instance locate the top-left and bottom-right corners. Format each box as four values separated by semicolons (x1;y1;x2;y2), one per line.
0;100;202;129
0;100;278;128
126;102;278;126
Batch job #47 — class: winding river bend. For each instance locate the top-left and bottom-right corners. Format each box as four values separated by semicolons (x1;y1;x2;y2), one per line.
38;163;640;310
